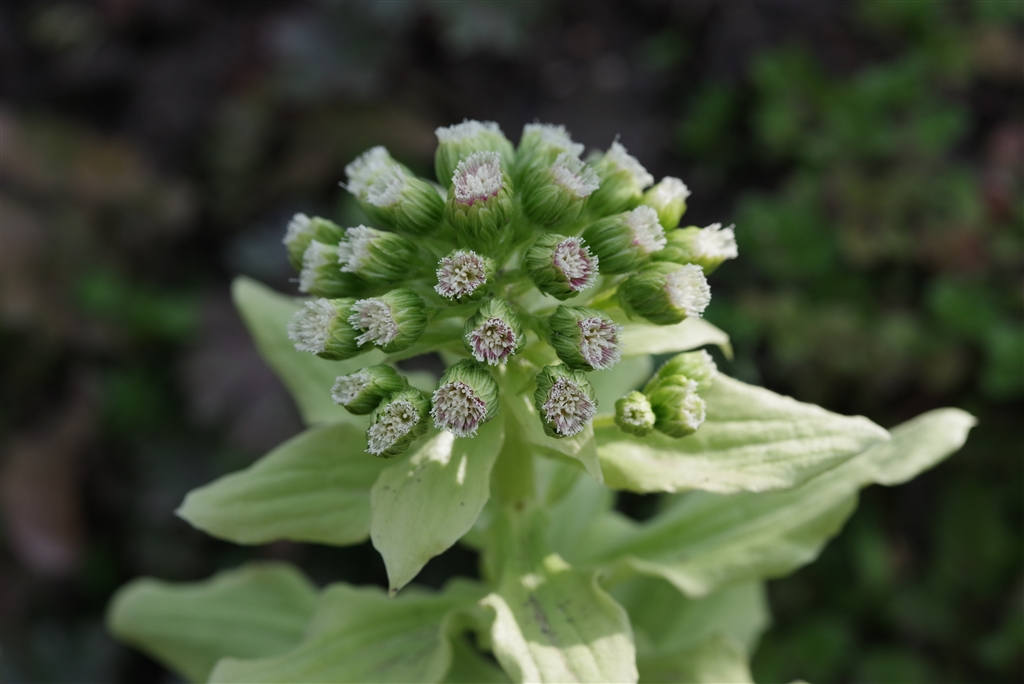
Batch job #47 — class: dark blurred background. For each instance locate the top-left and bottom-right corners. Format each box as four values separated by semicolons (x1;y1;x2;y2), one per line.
1;1;1021;682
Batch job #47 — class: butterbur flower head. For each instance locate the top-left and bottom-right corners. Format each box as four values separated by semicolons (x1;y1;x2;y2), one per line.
347;289;427;353
431;360;499;437
524;234;599;299
646;350;718;394
435;120;516;188
641;177;691;230
655;223;738;274
615;391;656;437
648;377;706;438
521;153;600;225
359;166;445;237
299;240;363;298
331;364;408;415
581;206;666;274
464;298;523;365
516;123;585;179
445;152;514;248
366;389;430;458
337;225;417;283
287;298;361;360
587;141;654;217
548;306;622;371
534;365;598;438
434;250;493;300
283;213;314;270
344;146;400;201
620;262;711;325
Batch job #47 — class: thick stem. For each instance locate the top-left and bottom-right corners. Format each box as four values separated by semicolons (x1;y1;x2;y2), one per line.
491;434;535;508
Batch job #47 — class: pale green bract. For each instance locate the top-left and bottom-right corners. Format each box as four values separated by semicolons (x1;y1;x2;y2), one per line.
107;121;975;684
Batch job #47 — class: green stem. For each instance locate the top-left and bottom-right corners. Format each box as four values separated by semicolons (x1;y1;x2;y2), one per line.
592;414;616;430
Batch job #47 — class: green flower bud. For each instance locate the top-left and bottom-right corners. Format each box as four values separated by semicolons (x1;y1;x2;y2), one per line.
641;177;690;230
435;120;516;187
366;388;430;458
283;213;315;271
648;377;706;438
514;123;585;181
287;297;361;361
434;249;494;301
644;350;718;394
464;298;524;366
344;146;406;200
619;262;712;325
523;234;599;300
337;225;419;284
615;391;656;436
431;359;500;437
331;364;409;415
533;365;598;438
299;240;365;298
652;223;738;274
348;289;427;354
445;151;515;251
547;306;622;371
362;166;445;237
520;153;601;226
580;205;666;274
586;141;654;217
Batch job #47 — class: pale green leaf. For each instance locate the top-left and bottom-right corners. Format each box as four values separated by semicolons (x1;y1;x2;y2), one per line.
596;375;890;494
233;276;384;426
443;636;512;683
107;562;316;684
480;509;638;684
371;419;505;594
578;408;975;597
178;423;390;546
637;634;753;684
210;580;484;684
615;314;732;359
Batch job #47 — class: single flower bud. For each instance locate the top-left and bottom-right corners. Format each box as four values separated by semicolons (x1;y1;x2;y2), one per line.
299;240;365;298
348;289;427;353
547;306;623;371
523;234;599;300
337;225;419;284
533;365;598;438
647;377;706;438
331;364;409;415
463;298;524;365
366;388;431;458
586;141;654;217
431;359;500;437
283;213;315;271
445;151;515;251
645;350;718;394
514;123;585;181
653;223;738;274
580;205;667;274
344;146;405;200
615;391;656;437
619;262;711;325
434;249;494;301
641;177;691;230
520;153;601;226
287;298;361;360
435;120;516;188
362;166;445;237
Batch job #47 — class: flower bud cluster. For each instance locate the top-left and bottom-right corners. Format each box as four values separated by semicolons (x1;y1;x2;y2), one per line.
281;120;738;456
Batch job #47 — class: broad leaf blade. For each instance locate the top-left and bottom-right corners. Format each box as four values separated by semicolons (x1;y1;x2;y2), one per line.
178;423;389;546
638;634;753;684
581;408;975;597
590;356;653;414
481;509;638;684
616;315;732;358
107;562;316;684
371;419;505;594
596;375;890;494
233;276;384;426
210;580;483;684
443;636;512;683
